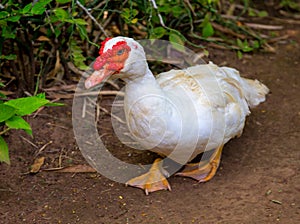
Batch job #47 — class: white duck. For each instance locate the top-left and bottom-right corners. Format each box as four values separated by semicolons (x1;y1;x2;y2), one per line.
85;37;269;195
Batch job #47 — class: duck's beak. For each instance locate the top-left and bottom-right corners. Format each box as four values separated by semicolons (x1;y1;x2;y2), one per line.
85;67;114;89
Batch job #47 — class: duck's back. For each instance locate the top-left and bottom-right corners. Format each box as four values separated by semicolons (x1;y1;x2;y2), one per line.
156;62;269;147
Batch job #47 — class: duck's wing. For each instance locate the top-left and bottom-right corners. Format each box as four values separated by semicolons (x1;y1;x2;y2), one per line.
156;62;268;144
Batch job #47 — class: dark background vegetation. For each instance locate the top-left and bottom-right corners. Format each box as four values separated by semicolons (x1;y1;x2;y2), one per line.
0;0;299;93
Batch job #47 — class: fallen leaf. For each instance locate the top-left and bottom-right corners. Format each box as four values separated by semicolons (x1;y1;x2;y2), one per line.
37;36;51;42
44;164;96;173
0;90;15;96
271;199;282;205
30;157;45;173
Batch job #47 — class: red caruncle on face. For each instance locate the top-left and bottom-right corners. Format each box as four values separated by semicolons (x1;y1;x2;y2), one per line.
93;39;131;73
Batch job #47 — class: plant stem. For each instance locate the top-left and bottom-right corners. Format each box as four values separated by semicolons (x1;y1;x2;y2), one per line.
0;128;11;136
76;0;108;37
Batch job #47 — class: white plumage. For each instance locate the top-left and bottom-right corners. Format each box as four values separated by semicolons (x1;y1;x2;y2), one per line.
85;37;269;194
123;60;268;163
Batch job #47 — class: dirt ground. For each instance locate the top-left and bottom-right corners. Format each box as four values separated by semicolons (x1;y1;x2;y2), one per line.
1;20;300;223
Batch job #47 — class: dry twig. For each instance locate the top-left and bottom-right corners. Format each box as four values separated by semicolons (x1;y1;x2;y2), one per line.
34;141;53;157
270;16;300;25
244;23;283;30
212;22;246;39
20;136;38;148
267;34;289;44
75;90;125;97
67;62;85;76
150;0;167;28
76;0;108;37
99;105;126;124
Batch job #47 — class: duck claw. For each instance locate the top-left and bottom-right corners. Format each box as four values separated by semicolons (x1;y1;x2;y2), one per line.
125;158;171;195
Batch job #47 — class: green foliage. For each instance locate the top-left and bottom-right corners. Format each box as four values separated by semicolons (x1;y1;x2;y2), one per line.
201;14;215;38
236;38;262;58
150;27;167;39
0;1;50;41
0;89;62;164
0;104;16;122
0;0;92;93
169;32;185;52
0;83;6;99
0;0;285;95
69;39;89;70
248;8;268;17
0;136;9;164
280;0;300;11
112;0;272;55
5;116;32;135
4;94;51;116
121;8;139;24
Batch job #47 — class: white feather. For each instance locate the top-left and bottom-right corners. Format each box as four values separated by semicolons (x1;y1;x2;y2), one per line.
106;38;269;164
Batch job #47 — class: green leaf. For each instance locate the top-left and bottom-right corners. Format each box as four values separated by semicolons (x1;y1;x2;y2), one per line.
35;92;46;99
31;0;51;15
203;49;210;57
169;32;185;52
54;28;61;38
7;15;21;22
0;104;16;122
158;5;172;13
248;8;256;17
76;24;88;41
150;27;167;39
22;3;33;14
252;40;260;49
121;8;131;20
257;10;268;17
56;0;72;3
172;5;185;18
0;92;7;99
4;96;49;116
0;54;17;60
237;39;253;52
280;0;300;10
242;46;253;52
35;93;63;106
121;8;138;24
202;22;214;38
237;51;243;59
5;116;32;135
53;8;69;21
45;102;64;107
69;40;89;70
0;20;7;27
73;18;87;25
131;18;138;24
0;11;9;19
0;136;10;164
236;38;244;48
2;27;16;39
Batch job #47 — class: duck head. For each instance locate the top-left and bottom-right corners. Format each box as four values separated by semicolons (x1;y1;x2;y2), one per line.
85;37;148;89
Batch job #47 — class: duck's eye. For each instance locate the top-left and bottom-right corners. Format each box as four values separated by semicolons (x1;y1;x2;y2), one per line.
117;49;125;56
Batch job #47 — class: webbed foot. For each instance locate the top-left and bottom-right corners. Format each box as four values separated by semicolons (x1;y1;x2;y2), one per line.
126;158;171;195
176;145;224;182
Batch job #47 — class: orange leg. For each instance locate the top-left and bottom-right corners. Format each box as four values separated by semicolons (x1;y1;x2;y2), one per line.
176;145;224;182
126;158;171;195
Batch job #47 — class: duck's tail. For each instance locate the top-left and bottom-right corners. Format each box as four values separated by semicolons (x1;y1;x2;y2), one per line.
241;78;269;108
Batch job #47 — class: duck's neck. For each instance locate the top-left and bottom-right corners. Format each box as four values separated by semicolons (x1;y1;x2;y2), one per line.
123;68;168;118
124;68;165;100
123;68;178;151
